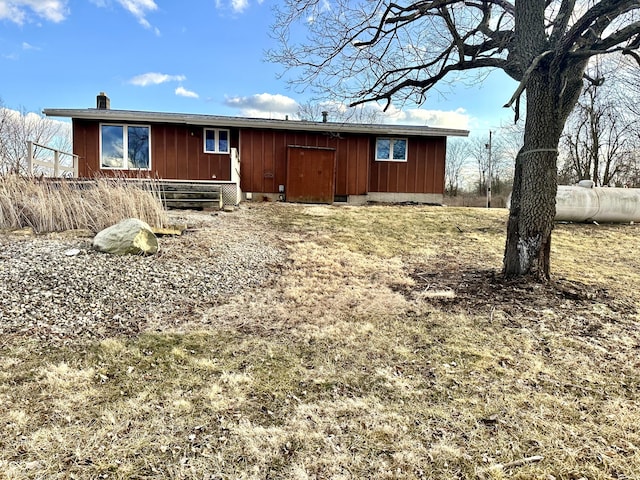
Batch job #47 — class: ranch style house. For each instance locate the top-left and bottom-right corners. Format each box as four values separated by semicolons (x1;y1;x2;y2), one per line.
44;93;469;205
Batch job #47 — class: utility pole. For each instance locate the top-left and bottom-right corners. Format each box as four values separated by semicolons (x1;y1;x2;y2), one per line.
486;131;492;208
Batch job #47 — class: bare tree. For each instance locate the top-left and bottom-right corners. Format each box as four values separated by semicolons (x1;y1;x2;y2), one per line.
620;54;640;130
445;138;470;196
269;1;640;281
469;136;491;195
560;73;635;186
492;123;523;195
466;133;513;197
0;103;71;175
614;54;640;184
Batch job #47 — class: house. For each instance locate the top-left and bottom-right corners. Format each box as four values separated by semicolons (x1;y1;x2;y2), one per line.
43;93;469;205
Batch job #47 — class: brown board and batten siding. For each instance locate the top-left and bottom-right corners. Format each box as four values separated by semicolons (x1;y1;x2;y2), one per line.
72;119;236;181
369;136;446;194
44;100;470;206
239;129;369;197
72;119;98;178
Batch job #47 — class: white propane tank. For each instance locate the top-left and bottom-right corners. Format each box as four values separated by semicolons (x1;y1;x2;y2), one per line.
555;183;640;223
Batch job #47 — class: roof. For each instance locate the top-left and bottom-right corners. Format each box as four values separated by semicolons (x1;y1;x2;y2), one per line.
43;108;470;138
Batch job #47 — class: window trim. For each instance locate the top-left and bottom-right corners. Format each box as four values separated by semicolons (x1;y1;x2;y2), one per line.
99;123;151;171
204;128;231;154
375;137;408;162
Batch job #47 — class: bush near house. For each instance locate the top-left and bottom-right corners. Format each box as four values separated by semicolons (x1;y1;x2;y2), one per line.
0;174;168;233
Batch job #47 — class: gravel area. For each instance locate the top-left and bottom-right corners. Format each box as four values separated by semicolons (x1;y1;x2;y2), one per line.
0;207;287;343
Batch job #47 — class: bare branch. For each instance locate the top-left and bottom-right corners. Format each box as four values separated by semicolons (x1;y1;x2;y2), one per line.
583;73;605;86
503;50;553;108
623;48;640;65
549;0;576;45
351;57;508;107
465;0;514;16
570;21;640;58
560;0;640;56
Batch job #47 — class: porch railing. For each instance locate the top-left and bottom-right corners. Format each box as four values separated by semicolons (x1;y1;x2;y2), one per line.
27;141;78;177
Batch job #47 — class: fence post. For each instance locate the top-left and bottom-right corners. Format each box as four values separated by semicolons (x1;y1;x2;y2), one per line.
73;155;79;178
231;148;242;204
27;141;33;174
54;150;60;177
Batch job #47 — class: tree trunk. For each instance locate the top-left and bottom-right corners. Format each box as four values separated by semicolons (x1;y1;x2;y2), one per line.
503;74;563;281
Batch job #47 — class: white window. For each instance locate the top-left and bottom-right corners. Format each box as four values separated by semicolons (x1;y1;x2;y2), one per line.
204;128;230;154
375;137;408;162
100;124;151;170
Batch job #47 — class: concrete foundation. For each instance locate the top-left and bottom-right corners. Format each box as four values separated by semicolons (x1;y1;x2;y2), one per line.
243;192;444;205
364;192;444;205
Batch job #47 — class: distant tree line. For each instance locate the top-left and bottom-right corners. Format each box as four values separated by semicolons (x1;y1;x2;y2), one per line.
446;57;640;197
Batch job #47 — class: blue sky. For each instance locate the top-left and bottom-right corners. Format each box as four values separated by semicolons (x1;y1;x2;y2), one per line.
0;0;519;135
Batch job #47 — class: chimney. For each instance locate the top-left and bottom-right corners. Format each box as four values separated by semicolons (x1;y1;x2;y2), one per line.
321;111;328;123
97;92;110;110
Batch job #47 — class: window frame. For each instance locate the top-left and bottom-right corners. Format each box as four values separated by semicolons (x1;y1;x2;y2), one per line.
204;128;231;154
99;123;151;171
375;137;408;162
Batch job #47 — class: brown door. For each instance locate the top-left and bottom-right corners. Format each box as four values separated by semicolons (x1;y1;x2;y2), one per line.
286;146;337;204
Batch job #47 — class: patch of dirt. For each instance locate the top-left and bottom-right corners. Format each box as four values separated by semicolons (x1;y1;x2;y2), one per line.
396;262;638;335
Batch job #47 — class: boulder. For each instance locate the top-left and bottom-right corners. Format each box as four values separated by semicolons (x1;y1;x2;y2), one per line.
93;218;159;255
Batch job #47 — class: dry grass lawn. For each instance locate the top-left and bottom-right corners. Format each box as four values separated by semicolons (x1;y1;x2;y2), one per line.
1;203;639;479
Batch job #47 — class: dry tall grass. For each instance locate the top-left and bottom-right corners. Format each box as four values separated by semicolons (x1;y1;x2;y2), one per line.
0;174;168;233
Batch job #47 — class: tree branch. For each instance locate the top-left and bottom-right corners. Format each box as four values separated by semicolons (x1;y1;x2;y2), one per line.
465;0;514;16
571;21;640;57
560;0;640;56
350;57;508;108
503;50;553;108
583;72;604;86
549;0;576;45
623;48;640;66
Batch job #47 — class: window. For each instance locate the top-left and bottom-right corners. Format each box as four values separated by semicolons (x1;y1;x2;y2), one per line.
100;124;150;170
375;137;408;162
204;128;230;154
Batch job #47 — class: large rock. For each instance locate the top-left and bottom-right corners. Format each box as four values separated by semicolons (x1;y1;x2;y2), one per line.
93;218;159;255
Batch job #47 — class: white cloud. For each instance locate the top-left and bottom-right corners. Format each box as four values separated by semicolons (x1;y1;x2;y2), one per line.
117;0;157;27
216;0;263;14
91;0;159;33
231;0;248;13
296;100;470;128
377;105;470;129
22;41;38;50
0;0;68;24
306;0;330;23
175;86;199;99
225;93;299;118
129;72;186;86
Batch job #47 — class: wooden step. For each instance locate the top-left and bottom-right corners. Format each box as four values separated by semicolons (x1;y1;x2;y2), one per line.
162;191;221;200
163;199;222;210
157;182;223;210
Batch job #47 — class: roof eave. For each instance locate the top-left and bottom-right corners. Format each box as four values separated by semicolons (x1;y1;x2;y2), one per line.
42;108;470;137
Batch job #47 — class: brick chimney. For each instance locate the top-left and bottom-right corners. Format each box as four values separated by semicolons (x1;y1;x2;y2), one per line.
96;92;110;110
